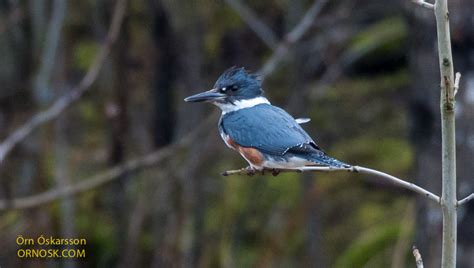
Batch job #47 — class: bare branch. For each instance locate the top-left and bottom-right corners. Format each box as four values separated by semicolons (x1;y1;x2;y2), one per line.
222;166;346;176
454;72;461;96
223;0;278;49
458;193;474;206
357;167;440;203
285;0;328;43
222;165;441;204
412;0;434;10
259;0;329;76
0;115;215;211
0;149;171;211
0;119;176;210
412;246;424;268
0;0;127;165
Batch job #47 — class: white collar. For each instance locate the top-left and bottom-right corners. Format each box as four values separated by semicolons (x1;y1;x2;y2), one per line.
214;96;270;114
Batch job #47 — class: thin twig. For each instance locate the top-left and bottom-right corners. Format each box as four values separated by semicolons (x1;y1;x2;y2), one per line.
0;0;127;165
259;0;329;76
412;0;434;9
357;167;440;203
223;0;278;49
222;166;348;176
222;165;440;204
458;193;474;206
454;72;461;96
285;0;327;43
412;246;424;268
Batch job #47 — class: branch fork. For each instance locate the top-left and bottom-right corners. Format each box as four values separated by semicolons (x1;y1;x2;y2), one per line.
412;0;434;9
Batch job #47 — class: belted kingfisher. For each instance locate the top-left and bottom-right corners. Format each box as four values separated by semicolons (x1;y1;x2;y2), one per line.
184;67;349;171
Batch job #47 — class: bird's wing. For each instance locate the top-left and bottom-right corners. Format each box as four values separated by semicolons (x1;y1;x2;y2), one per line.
219;104;321;156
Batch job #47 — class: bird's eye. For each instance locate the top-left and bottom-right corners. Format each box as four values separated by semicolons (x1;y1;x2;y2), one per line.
220;87;227;93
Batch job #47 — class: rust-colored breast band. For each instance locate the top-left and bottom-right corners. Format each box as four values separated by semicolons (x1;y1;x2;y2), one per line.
237;146;264;166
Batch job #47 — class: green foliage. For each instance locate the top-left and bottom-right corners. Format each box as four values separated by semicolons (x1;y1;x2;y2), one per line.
73;41;99;71
347;16;407;65
76;208;118;266
334;224;400;268
266;173;301;208
310;70;410;142
335;137;413;173
204;6;244;60
327;70;409;99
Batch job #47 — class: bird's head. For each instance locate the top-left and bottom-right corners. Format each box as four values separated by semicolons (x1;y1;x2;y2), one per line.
184;67;263;105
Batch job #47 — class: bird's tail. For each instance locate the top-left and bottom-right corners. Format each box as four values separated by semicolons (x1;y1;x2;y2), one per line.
306;152;351;168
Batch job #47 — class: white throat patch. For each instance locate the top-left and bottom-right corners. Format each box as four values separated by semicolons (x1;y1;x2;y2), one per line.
214;96;270;114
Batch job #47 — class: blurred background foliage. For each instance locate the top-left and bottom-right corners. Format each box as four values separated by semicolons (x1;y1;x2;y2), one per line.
0;0;473;267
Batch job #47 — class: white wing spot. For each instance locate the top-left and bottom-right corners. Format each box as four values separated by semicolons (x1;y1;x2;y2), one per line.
295;118;311;124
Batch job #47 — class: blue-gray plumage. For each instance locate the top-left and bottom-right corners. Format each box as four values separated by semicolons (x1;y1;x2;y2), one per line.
184;67;350;170
219;104;313;155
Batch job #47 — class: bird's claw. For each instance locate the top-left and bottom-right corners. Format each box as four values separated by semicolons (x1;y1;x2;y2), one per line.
271;169;280;176
245;166;256;176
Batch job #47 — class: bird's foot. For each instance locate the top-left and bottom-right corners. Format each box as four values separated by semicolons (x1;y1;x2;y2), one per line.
245;166;256;176
271;169;280;176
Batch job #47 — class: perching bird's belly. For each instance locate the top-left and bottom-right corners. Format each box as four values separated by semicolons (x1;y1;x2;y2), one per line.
261;156;317;169
221;132;318;170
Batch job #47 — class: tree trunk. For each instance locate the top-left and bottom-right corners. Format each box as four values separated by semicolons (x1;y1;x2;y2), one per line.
449;1;474;266
406;0;474;266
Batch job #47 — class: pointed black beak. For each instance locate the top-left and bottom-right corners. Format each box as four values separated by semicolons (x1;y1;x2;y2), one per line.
184;89;226;102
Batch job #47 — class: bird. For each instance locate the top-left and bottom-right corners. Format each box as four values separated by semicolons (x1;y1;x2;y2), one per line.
184;67;350;173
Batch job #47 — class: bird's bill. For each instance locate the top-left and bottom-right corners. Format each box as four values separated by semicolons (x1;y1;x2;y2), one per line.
184;89;226;102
